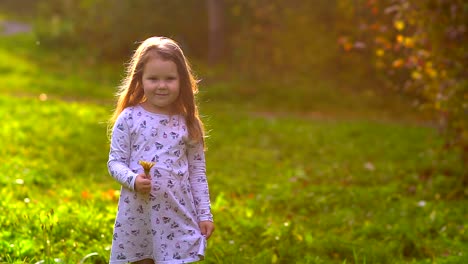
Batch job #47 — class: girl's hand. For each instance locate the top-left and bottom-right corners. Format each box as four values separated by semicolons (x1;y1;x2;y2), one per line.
134;173;151;193
199;221;215;239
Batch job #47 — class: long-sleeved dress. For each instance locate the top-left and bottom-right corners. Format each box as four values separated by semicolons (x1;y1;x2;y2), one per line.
108;105;213;264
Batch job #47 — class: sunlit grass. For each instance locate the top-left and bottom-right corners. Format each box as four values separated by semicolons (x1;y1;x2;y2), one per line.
204;110;465;263
197;69;427;124
1;93;465;263
0;33;120;100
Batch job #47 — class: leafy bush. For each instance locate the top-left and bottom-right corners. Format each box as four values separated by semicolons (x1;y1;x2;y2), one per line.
336;0;467;172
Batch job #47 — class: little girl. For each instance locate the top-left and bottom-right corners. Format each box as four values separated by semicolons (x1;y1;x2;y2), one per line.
107;36;214;264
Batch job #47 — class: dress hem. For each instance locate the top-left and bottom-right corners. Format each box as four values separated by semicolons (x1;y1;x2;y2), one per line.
109;255;204;264
155;256;204;264
109;255;153;264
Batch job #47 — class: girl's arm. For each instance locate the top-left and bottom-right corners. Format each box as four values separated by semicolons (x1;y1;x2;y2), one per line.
108;112;138;191
187;143;213;222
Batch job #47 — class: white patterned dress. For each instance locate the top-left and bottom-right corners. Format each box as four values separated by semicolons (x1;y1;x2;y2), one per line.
108;105;213;264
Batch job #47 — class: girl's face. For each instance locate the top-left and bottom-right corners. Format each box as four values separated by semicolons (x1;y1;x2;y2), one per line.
141;55;180;114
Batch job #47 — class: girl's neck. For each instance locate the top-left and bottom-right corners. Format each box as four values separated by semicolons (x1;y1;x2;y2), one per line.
139;102;177;116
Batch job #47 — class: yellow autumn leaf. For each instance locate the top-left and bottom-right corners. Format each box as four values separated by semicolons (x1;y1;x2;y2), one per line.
344;42;353;51
411;71;422;80
396;35;404;43
394;20;405;31
392;59;404;68
403;37;415;48
426;68;438;78
376;49;384;57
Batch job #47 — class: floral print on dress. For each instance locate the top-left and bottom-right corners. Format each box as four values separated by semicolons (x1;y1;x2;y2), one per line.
108;105;212;264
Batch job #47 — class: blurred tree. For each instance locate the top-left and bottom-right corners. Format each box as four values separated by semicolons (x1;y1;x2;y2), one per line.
223;0;340;80
34;0;208;60
206;0;226;65
0;0;38;17
337;0;467;183
33;0;343;83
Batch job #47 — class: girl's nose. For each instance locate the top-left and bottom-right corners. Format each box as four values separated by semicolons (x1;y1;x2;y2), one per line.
156;81;167;89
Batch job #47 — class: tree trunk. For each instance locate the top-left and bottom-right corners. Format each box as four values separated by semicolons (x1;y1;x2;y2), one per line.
206;0;225;65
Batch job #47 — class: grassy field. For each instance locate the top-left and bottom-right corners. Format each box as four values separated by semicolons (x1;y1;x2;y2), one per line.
0;31;466;263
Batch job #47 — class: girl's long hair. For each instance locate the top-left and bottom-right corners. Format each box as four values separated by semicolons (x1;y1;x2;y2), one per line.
108;37;205;144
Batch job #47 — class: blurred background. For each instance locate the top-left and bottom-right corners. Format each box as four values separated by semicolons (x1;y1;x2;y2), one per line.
0;0;466;263
2;0;466;133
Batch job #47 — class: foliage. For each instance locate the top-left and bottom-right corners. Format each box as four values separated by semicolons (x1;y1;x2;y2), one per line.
33;0;207;60
336;0;468;167
0;0;38;18
223;0;339;80
30;0;411;120
31;0;350;82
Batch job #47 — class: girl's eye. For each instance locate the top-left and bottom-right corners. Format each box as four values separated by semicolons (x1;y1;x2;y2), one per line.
167;77;176;81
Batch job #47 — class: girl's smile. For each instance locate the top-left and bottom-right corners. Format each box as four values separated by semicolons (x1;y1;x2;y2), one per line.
141;55;180;114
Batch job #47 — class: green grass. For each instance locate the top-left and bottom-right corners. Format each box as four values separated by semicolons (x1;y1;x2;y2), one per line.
0;33;120;101
0;32;466;263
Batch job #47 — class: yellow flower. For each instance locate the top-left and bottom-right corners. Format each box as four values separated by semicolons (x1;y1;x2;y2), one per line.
139;160;155;175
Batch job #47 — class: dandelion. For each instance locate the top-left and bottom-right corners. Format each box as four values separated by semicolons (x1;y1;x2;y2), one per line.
139;160;156;176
